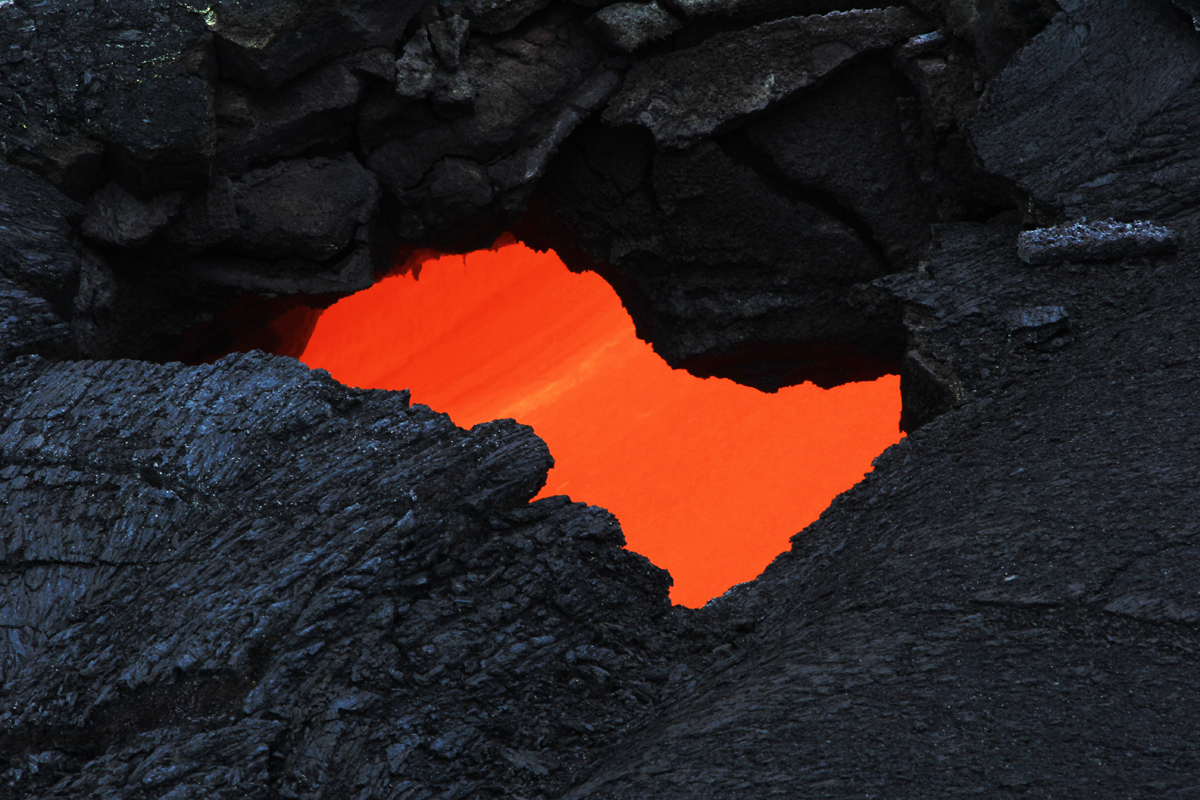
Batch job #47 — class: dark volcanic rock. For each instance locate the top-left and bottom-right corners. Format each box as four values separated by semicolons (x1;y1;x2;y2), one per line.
522;9;1015;392
0;160;85;301
468;0;556;34
364;8;618;245
560;206;1200;800
161;155;381;296
0;281;71;364
80;183;186;249
521;118;906;390
6;0;1200;797
909;0;1058;77
1017;219;1179;266
0;0;214;200
646;141;882;278
586;3;682;53
744;56;936;269
968;0;1200;213
0;158;85;362
209;0;420;90
75;155;384;338
0;353;682;799
521;28;1010;391
603;8;933;149
213;57;379;174
95;73;217;197
177;155;380;262
665;0;885;22
1049;73;1200;227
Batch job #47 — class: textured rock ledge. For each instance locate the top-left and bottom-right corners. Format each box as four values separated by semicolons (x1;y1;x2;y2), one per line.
1016;219;1178;266
560;198;1200;800
0;0;1035;386
0;353;708;799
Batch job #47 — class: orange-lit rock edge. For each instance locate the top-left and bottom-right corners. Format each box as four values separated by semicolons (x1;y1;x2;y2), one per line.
298;238;904;607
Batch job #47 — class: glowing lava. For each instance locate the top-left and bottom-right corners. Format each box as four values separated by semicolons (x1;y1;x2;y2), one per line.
299;239;903;607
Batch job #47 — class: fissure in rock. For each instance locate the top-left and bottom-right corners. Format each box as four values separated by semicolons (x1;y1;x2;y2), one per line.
241;237;906;607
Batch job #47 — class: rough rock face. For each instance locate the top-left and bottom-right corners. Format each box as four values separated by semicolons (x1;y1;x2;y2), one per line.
4;0;1200;796
563;215;1200;797
0;0;215;198
968;0;1200;213
522;117;910;390
585;3;682;53
0;0;623;359
602;8;931;148
518;7;1019;390
0;353;708;799
0;161;85;364
208;0;421;90
0;0;1013;382
1016;219;1178;266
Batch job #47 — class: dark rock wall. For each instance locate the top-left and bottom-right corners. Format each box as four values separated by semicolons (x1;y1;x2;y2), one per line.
0;353;719;799
0;0;1022;385
4;0;1200;796
563;217;1200;796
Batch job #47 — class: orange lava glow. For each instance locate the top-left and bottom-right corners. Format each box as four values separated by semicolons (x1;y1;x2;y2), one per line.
299;239;903;607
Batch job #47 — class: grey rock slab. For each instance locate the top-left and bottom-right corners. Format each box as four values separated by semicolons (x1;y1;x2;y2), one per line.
603;7;933;148
587;3;683;53
968;0;1200;209
0;159;84;298
1005;304;1068;333
1016;219;1179;265
1005;304;1070;349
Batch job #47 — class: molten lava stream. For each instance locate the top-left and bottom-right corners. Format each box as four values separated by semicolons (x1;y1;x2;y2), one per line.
299;239;903;607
